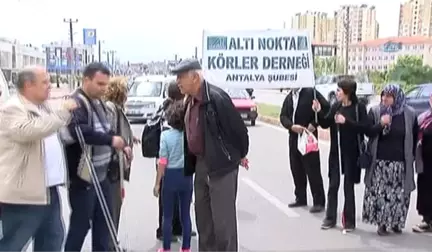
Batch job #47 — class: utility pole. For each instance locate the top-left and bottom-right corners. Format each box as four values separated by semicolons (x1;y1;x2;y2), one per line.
98;40;102;62
343;6;350;75
63;18;78;90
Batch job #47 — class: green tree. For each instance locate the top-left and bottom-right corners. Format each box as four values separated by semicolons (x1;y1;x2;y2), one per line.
314;56;344;76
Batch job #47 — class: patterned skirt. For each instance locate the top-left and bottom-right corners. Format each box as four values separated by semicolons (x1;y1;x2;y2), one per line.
362;159;411;229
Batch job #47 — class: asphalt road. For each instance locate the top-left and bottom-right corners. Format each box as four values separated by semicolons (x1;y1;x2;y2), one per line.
53;122;431;252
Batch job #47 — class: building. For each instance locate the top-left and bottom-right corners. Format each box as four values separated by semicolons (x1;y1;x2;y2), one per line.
0;37;45;81
347;36;432;74
398;0;432;37
312;43;338;58
291;11;336;44
42;41;96;74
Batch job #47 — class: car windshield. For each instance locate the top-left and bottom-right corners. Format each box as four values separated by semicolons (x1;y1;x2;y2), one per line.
225;89;250;99
318;74;369;84
128;81;162;97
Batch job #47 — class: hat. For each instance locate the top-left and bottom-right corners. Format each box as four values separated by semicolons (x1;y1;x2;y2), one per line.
170;59;202;74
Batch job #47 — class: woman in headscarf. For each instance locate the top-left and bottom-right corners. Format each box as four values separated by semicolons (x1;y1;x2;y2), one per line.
413;94;432;233
104;76;139;250
312;78;368;232
362;84;418;236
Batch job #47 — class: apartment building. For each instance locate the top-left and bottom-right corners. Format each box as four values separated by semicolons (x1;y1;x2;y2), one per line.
291;11;336;44
334;4;379;46
399;0;432;37
347;36;432;74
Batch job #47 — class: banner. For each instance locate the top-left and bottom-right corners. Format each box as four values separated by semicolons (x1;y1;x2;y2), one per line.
202;29;315;88
83;28;97;45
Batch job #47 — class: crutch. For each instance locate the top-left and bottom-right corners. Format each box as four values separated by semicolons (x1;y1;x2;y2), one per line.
74;125;123;252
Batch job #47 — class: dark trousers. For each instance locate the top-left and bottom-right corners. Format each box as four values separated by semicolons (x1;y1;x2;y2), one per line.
162;169;193;250
0;187;64;252
194;157;239;252
156;171;182;237
289;145;325;206
65;179;113;252
325;167;356;226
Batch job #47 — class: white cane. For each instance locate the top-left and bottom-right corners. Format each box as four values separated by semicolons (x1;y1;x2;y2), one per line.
336;125;346;234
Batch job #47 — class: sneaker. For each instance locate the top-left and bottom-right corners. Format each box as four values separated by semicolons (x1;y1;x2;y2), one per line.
344;225;356;233
288;201;307;208
180;249;191;252
321;219;336;230
392;226;402;234
413;222;432;233
157;248;170;252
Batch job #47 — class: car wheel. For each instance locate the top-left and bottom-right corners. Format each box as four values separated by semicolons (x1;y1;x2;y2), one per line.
329;93;337;105
251;120;256;126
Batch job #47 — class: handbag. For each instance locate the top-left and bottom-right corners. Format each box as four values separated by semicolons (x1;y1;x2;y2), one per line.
355;104;372;169
297;129;319;156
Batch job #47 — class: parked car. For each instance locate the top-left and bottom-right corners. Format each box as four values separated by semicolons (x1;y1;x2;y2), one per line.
225;89;258;126
405;83;432;116
315;74;374;105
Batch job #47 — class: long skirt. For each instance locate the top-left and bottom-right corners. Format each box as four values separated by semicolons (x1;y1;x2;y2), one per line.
417;170;432;222
362;159;411;229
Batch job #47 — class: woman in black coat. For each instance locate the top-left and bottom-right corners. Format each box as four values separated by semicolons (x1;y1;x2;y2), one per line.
312;78;368;232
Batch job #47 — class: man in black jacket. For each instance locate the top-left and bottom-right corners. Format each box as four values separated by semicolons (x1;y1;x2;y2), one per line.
280;87;329;213
171;59;249;252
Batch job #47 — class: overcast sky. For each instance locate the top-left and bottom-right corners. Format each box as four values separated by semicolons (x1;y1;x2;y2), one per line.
0;0;401;63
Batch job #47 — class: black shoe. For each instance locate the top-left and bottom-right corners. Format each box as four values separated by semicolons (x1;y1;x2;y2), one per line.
377;226;389;236
288;201;307;208
392;226;402;234
344;224;356;232
309;205;324;213
321;219;336;230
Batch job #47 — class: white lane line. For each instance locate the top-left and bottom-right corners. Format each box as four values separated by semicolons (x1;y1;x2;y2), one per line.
241;177;300;218
256;121;330;147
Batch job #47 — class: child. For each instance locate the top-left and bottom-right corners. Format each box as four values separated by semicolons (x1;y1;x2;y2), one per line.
153;100;193;252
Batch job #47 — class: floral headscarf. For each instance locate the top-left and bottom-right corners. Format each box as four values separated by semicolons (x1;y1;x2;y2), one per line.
380;84;406;135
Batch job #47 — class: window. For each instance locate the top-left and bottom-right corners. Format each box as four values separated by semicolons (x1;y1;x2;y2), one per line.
419;85;432;98
128;81;162;97
406;87;421;98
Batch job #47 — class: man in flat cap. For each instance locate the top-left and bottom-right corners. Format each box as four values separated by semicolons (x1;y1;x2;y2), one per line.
171;59;249;251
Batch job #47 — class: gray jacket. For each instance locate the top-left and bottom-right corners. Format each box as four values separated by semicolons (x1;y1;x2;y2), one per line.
106;101;134;181
365;105;417;193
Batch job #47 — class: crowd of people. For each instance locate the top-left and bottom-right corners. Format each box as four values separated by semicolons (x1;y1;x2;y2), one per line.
280;79;432;235
0;58;431;252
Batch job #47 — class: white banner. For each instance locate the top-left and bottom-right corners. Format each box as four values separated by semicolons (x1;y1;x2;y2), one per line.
202;29;315;89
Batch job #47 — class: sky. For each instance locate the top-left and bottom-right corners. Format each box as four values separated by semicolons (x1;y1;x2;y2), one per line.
0;0;401;63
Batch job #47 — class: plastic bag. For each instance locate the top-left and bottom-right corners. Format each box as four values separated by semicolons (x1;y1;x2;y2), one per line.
297;130;319;155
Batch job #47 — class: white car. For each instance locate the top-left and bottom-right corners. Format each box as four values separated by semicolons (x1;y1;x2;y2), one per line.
314;74;374;105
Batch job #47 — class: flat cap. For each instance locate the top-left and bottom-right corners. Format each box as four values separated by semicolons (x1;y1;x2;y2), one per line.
170;59;202;74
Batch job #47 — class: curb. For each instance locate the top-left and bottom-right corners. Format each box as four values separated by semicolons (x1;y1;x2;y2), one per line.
257;115;330;141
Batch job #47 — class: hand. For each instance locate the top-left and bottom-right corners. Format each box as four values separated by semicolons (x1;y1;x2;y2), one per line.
380;114;391;126
307;124;316;133
334;113;346;124
112;136;126;150
240;158;249;170
153;184;160;198
123;146;133;161
132;136;141;144
291;125;305;134
62;99;78;111
312;99;321;112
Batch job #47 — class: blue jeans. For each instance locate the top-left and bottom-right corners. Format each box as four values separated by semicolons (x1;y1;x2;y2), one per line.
0;187;65;252
65;178;113;251
162;169;193;250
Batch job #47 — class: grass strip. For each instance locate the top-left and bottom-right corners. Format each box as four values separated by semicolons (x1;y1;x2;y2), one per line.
257;103;281;119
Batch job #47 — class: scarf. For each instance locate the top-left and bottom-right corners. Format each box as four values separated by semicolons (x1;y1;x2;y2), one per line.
380;84;406;135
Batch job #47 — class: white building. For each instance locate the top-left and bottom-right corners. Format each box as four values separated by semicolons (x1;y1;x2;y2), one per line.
0;37;45;71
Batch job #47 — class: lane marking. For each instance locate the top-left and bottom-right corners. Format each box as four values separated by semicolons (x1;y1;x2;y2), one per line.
241;177;300;218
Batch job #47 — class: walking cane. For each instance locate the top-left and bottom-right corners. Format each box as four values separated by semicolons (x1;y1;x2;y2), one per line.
336;125;346;234
74;125;124;252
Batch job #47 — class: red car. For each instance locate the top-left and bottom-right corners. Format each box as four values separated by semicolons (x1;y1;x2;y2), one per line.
225;89;258;126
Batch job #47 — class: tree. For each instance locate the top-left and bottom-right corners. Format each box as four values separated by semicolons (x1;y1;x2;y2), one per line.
314;56;344;76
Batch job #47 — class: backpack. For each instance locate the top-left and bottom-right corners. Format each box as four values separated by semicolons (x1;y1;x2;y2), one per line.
141;107;164;158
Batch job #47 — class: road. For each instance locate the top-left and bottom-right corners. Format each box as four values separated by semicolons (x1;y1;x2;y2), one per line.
54;121;431;252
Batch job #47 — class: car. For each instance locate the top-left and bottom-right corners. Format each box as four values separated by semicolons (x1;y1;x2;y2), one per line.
225;89;258;126
125;75;174;122
405;83;432;116
315;74;375;105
